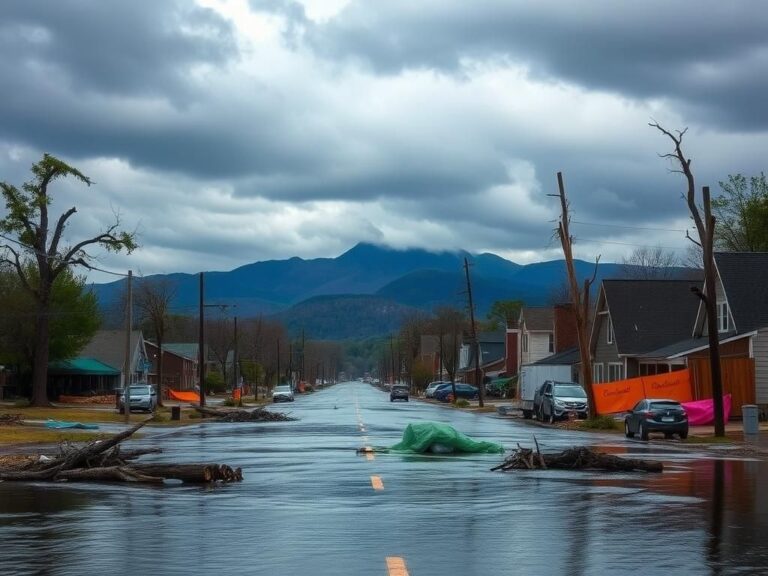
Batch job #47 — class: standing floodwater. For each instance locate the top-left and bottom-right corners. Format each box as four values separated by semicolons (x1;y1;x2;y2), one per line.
2;382;767;575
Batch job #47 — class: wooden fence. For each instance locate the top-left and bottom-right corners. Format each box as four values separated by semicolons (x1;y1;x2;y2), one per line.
689;357;755;417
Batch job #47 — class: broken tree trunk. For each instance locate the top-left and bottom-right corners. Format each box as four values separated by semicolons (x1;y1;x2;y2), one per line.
492;445;663;473
192;405;295;422
0;417;244;484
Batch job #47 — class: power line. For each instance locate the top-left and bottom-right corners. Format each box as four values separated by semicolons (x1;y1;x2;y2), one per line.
571;220;687;233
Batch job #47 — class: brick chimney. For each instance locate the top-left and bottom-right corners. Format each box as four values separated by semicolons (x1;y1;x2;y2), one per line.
554;303;578;352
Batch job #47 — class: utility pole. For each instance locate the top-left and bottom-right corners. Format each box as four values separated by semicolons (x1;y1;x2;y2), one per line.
288;342;293;386
123;270;133;424
276;339;281;387
234;316;240;406
301;329;306;384
551;172;599;415
198;272;205;408
464;257;484;407
390;335;396;385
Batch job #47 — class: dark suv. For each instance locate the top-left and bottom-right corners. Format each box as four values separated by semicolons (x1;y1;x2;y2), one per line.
390;385;409;402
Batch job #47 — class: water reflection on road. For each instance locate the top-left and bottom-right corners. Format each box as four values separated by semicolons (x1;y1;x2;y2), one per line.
1;382;766;575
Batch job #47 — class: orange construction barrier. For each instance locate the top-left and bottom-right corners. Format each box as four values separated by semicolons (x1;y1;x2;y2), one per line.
168;389;200;402
593;369;693;414
233;388;241;401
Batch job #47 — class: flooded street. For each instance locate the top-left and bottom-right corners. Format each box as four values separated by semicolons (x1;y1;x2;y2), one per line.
2;381;767;575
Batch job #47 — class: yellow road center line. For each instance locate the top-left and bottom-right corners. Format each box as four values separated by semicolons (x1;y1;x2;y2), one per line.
386;556;409;576
371;475;384;490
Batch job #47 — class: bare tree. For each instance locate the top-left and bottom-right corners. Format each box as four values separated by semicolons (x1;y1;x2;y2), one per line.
620;246;681;279
135;278;175;406
0;155;136;406
551;172;599;415
651;122;725;437
399;311;429;390
432;307;466;397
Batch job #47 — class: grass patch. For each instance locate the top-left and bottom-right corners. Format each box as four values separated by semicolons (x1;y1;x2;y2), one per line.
682;435;735;444
578;415;619;430
0;426;109;446
453;399;470;408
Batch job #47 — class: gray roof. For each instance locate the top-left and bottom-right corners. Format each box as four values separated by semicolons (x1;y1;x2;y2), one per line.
80;330;144;371
715;252;768;333
522;307;554;331
603;279;702;355
164;343;200;360
533;346;580;366
641;331;752;359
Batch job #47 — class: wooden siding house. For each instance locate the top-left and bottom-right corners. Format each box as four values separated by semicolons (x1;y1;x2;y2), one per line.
643;253;768;416
145;341;198;391
589;280;701;383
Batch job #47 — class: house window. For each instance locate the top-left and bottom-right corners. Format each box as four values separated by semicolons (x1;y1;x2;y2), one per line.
593;363;604;384
717;301;729;333
607;318;614;344
608;363;624;382
522;333;528;353
548;333;554;353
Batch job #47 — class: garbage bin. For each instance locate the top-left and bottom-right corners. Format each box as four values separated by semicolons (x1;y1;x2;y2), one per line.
171;406;181;421
742;404;759;435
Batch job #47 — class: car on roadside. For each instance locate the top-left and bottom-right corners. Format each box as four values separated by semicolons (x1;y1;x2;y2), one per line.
119;384;157;413
434;383;480;402
624;398;688;440
272;384;295;403
390;384;410;402
534;380;588;423
424;381;448;398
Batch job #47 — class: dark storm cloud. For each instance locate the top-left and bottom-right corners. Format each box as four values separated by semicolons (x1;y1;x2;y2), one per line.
0;0;236;99
298;0;768;130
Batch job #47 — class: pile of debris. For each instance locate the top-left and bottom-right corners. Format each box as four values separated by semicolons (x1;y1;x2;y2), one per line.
193;406;295;422
0;413;23;426
0;420;243;484
492;439;663;473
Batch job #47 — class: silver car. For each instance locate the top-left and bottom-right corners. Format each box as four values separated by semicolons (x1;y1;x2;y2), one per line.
272;384;295;403
119;384;157;413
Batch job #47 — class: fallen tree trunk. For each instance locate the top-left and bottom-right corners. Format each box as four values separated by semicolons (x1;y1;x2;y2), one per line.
192;405;295;422
492;444;663;473
0;418;243;484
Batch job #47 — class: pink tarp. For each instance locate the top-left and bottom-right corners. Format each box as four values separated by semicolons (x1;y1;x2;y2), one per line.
681;394;732;426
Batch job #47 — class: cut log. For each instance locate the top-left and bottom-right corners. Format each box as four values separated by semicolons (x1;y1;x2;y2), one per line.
56;466;164;483
129;464;214;483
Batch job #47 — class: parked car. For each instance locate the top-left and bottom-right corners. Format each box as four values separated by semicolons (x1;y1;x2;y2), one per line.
119;384;157;413
534;380;588;423
272;384;295;403
424;381;448;398
624;398;688;440
390;385;409;402
434;383;480;402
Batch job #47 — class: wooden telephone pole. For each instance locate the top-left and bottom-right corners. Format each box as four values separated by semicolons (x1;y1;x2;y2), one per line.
551;172;599;415
464;257;484;407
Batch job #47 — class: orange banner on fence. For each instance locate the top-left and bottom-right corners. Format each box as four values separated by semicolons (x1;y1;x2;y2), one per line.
593;369;693;414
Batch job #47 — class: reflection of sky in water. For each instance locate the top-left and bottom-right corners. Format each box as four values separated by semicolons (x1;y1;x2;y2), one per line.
1;382;767;575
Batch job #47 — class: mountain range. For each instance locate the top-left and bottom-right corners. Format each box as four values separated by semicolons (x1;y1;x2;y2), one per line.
92;242;626;340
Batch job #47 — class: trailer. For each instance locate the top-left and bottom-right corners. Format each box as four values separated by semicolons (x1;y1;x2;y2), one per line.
519;364;572;419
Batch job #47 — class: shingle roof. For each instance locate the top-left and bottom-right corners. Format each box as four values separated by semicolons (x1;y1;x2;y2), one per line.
80;330;143;370
164;343;200;360
533;346;580;366
603;279;702;355
715;252;768;333
522;307;553;331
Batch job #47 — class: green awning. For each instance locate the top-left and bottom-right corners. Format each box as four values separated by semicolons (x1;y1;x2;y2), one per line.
48;357;121;376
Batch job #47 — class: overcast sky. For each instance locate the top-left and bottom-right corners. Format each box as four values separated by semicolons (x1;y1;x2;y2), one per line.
1;0;766;282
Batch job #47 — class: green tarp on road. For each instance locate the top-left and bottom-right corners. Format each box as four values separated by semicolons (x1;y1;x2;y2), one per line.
389;422;504;454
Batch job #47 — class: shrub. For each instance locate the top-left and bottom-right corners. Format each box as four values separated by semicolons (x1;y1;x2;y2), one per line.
13;398;30;408
205;372;226;394
454;399;470;408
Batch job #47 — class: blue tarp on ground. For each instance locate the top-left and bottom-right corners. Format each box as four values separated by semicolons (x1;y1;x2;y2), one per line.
45;420;100;430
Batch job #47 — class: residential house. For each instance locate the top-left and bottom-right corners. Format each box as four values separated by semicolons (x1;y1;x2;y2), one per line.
589;279;700;384
508;304;579;375
459;331;506;386
78;329;150;386
145;341;198;391
642;253;768;415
